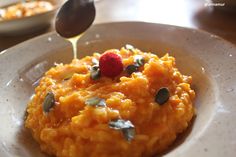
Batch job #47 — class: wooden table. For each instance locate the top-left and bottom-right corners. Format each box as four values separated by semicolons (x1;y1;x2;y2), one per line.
0;0;236;51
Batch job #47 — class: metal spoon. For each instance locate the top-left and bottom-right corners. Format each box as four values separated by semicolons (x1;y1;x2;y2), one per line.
55;0;96;38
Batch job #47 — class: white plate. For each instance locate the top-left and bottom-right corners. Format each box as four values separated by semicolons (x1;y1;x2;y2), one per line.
0;0;63;35
0;22;235;157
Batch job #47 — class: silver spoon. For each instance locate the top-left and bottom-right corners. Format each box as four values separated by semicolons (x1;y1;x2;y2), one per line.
55;0;96;38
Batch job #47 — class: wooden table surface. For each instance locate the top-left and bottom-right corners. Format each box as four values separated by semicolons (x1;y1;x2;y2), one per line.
0;0;236;52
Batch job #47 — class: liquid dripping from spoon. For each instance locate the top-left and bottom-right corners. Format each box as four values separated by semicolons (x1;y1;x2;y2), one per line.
55;0;96;59
66;34;83;59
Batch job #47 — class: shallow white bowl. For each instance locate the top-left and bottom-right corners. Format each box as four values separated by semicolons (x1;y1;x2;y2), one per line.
0;22;235;157
0;0;63;36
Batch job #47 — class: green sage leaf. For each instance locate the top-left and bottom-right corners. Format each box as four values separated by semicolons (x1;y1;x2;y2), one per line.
109;119;135;141
85;97;106;107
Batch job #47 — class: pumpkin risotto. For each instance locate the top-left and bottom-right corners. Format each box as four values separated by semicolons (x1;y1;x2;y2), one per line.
25;46;195;157
0;1;54;21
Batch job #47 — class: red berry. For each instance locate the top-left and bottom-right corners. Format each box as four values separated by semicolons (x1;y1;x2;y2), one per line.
99;52;123;78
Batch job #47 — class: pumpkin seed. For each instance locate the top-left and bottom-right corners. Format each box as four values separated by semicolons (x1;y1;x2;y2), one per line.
91;65;99;71
134;55;145;67
125;64;139;75
90;65;101;80
63;73;74;80
92;58;99;65
125;44;134;50
43;92;55;113
109;119;135;141
155;87;170;105
85;97;106;107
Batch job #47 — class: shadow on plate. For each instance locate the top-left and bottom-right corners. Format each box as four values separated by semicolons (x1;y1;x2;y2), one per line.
16;125;49;157
155;116;196;157
15;106;49;157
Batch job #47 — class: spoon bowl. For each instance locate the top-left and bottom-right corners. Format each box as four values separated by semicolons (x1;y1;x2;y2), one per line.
55;0;96;38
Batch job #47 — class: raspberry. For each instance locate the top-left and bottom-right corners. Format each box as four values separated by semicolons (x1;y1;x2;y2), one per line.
99;52;123;78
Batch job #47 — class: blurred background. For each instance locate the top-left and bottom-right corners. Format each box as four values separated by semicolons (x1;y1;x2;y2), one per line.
0;0;235;51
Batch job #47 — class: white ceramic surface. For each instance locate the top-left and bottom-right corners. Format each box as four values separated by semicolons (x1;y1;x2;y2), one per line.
0;0;63;35
0;22;235;157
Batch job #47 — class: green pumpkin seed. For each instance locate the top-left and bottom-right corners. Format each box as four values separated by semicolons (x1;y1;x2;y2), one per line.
92;58;99;65
63;73;74;80
85;97;106;107
125;44;134;50
91;65;99;71
155;87;170;105
125;64;139;75
43;92;55;113
134;55;145;67
109;119;135;141
90;65;101;80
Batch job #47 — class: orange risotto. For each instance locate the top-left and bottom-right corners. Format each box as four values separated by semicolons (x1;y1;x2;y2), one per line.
25;46;195;157
0;1;53;21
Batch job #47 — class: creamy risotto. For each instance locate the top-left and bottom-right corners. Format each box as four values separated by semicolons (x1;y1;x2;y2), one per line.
25;46;195;157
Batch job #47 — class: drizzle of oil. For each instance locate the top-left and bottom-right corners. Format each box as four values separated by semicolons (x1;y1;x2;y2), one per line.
66;34;84;59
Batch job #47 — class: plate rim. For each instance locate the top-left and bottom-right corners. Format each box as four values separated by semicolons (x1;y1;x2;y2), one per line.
1;21;236;56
